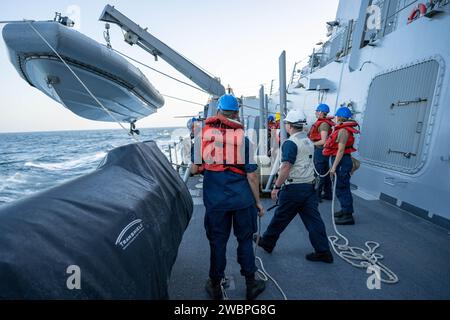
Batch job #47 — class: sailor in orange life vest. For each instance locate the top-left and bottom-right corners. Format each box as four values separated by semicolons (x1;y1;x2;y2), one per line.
254;110;333;263
307;103;335;202
190;94;266;300
323;106;360;225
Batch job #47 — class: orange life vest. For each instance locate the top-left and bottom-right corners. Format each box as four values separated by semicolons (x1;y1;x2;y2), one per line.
201;114;246;176
268;121;280;131
323;122;360;157
308;118;335;142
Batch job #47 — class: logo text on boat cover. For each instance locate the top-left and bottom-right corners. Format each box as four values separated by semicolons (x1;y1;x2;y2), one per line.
115;219;145;250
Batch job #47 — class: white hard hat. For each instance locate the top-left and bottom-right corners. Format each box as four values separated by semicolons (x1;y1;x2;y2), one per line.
284;110;307;124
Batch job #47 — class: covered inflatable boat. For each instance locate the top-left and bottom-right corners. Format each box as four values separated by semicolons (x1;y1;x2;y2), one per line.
0;141;193;299
2;21;164;123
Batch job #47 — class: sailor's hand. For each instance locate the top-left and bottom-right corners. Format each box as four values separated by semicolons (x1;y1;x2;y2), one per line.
330;167;336;177
256;202;265;217
190;164;199;176
271;189;279;202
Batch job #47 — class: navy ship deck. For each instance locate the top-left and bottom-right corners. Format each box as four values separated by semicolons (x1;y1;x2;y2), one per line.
168;176;450;300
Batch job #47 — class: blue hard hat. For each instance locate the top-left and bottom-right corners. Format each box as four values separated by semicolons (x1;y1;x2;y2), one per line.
316;103;330;113
218;94;239;111
268;115;275;122
335;107;353;119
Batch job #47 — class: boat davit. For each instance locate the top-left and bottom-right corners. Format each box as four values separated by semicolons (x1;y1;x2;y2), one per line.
2;20;164;123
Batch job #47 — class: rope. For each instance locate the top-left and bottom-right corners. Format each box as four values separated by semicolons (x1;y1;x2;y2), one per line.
309;137;398;282
161;94;205;106
328;175;399;284
260;141;398;290
112;47;209;94
254;217;288;300
0;20;35;24
28;22;140;143
170;162;190;169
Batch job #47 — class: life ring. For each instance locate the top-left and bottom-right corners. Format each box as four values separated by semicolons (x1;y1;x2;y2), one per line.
407;3;428;24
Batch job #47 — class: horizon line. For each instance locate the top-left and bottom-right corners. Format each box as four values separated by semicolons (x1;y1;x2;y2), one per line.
0;126;185;134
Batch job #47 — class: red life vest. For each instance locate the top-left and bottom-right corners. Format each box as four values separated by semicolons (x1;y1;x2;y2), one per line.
201;114;246;176
308;118;335;142
268;121;280;131
323;122;360;157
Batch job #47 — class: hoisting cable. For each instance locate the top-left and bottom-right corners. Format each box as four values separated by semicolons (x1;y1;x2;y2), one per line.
161;94;205;106
111;48;209;95
0;20;35;24
110;42;273;113
110;49;212;109
28;22;140;143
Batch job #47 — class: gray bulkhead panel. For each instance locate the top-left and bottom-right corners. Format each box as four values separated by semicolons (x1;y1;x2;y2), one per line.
359;60;440;174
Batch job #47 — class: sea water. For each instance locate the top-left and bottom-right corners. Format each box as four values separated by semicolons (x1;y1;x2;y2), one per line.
0;128;187;205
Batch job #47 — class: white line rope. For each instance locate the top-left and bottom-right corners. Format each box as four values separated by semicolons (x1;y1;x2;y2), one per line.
251;144;398;300
28;22;140;143
254;217;288;300
328;175;399;283
310;142;398;283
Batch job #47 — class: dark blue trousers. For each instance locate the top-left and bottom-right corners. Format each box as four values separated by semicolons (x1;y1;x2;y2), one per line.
331;154;354;213
314;147;332;198
263;184;330;253
204;205;258;281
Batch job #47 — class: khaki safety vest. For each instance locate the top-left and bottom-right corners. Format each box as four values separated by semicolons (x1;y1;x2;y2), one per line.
284;132;315;185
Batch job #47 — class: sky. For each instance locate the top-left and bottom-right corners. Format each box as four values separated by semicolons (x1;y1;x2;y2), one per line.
0;0;339;133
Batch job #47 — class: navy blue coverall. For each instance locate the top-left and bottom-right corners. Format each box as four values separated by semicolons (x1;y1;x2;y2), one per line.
203;138;258;281
314;146;332;198
331;154;354;213
262;140;330;253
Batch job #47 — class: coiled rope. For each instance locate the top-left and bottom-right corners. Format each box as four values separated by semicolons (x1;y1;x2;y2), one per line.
328;175;399;283
311;146;398;284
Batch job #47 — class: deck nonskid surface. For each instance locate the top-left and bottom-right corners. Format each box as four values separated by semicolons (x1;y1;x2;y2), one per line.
168;177;450;300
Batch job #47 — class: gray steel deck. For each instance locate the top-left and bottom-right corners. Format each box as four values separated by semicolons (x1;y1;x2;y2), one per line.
168;177;450;300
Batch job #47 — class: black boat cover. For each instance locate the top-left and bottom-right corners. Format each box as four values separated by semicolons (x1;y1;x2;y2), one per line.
0;141;193;299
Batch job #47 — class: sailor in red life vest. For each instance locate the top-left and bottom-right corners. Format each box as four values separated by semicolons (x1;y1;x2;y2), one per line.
267;115;280;157
267;115;278;131
323;106;360;225
308;104;335;202
190;94;266;300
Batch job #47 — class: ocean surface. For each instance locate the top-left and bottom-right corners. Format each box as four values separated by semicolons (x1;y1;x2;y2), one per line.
0;127;188;205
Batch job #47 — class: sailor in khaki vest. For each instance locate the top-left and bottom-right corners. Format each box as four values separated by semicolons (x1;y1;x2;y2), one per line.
255;110;333;263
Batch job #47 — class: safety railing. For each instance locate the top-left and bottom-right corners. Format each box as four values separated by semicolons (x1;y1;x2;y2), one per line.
163;139;191;174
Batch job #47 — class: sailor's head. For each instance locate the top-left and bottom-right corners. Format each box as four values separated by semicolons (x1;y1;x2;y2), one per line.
334;106;353;123
284;110;307;135
217;94;240;120
315;103;330;119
